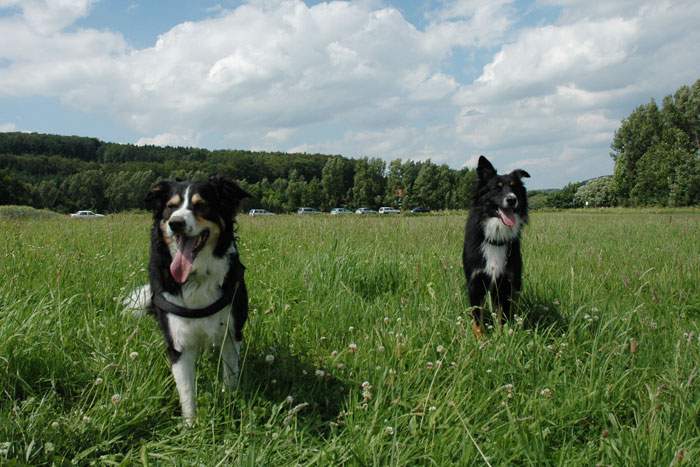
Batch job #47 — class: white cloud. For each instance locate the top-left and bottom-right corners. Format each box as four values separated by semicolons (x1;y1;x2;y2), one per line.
0;122;17;132
135;132;200;147
0;0;698;187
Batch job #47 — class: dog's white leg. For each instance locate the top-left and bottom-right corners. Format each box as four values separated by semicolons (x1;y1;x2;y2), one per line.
171;350;197;425
221;337;241;389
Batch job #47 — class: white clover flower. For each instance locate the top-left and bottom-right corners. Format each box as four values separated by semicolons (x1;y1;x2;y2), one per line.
377;345;385;353
385;426;394;435
51;421;59;429
348;326;355;332
265;354;275;364
285;396;294;404
426;362;434;370
429;406;437;412
336;362;345;370
94;377;103;385
129;351;139;360
82;415;91;423
330;350;338;358
315;369;325;379
540;388;553;398
111;394;122;405
44;442;54;453
383;317;390;324
436;345;445;354
348;343;358;353
0;442;11;456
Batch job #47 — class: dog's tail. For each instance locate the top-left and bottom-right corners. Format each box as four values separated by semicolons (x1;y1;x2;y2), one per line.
122;284;151;318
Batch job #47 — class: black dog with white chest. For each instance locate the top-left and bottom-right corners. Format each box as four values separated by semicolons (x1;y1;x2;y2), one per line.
126;175;250;424
463;156;530;336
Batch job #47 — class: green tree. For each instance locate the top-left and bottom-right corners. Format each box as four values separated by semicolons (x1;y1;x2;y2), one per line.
351;158;385;208
321;157;348;209
574;176;616;207
631;128;696;206
547;182;583;208
611;100;663;202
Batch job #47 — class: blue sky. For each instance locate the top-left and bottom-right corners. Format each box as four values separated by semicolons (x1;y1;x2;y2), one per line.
1;0;698;188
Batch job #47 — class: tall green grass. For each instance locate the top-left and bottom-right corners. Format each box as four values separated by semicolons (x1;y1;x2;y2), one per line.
1;211;699;465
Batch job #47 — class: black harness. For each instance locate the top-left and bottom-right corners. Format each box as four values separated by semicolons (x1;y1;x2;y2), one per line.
152;251;245;319
485;238;511;247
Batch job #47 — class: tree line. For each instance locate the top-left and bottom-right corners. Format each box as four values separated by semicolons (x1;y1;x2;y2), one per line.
0;132;475;213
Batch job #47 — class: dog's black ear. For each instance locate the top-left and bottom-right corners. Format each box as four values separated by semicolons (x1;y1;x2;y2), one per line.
477;156;497;180
511;169;531;179
209;175;250;211
145;180;172;212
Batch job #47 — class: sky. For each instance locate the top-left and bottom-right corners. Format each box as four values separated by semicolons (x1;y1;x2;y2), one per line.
1;1;698;188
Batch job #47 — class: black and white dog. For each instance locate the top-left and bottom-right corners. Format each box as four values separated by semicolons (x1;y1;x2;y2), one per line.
126;175;250;424
463;156;530;336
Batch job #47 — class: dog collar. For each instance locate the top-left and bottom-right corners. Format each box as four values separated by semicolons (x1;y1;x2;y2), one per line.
153;252;245;319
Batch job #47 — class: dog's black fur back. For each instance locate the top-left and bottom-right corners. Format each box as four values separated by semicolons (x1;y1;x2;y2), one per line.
463;156;530;329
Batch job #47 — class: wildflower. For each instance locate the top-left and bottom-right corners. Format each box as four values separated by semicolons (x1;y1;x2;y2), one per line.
82;416;91;423
377;345;385;352
361;381;373;401
436;345;445;354
111;394;122;405
271;379;277;384
385;426;394;436
330;350;338;358
45;442;54;453
285;396;294;404
426;361;434;370
435;360;443;369
540;388;553;398
503;384;514;398
429;406;437;412
336;362;345;370
94;377;103;385
0;442;10;456
507;328;514;336
129;351;139;360
348;343;358;353
265;354;275;364
315;369;325;379
348;326;355;332
383;317;390;324
51;421;59;429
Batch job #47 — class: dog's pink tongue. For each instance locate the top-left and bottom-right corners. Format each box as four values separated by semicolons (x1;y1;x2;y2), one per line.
499;209;516;227
170;238;195;284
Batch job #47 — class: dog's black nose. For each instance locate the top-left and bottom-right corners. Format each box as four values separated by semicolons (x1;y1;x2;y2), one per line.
169;217;186;233
506;194;517;207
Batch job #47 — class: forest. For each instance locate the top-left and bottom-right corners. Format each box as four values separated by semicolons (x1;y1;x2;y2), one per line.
0;132;475;213
0;79;698;213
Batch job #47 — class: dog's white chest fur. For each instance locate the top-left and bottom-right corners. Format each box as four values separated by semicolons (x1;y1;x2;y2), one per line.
163;245;235;353
167;307;232;353
480;242;507;280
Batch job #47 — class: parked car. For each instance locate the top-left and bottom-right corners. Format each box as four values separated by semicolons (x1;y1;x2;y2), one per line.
70;210;104;218
297;207;321;215
330;207;352;215
410;207;431;214
355;207;376;215
249;209;275;216
378;206;400;215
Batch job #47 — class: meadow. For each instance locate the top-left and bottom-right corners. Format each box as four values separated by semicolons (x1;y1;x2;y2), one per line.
1;210;699;465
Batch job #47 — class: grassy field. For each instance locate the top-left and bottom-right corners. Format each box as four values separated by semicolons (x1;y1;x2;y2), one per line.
1;210;700;465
